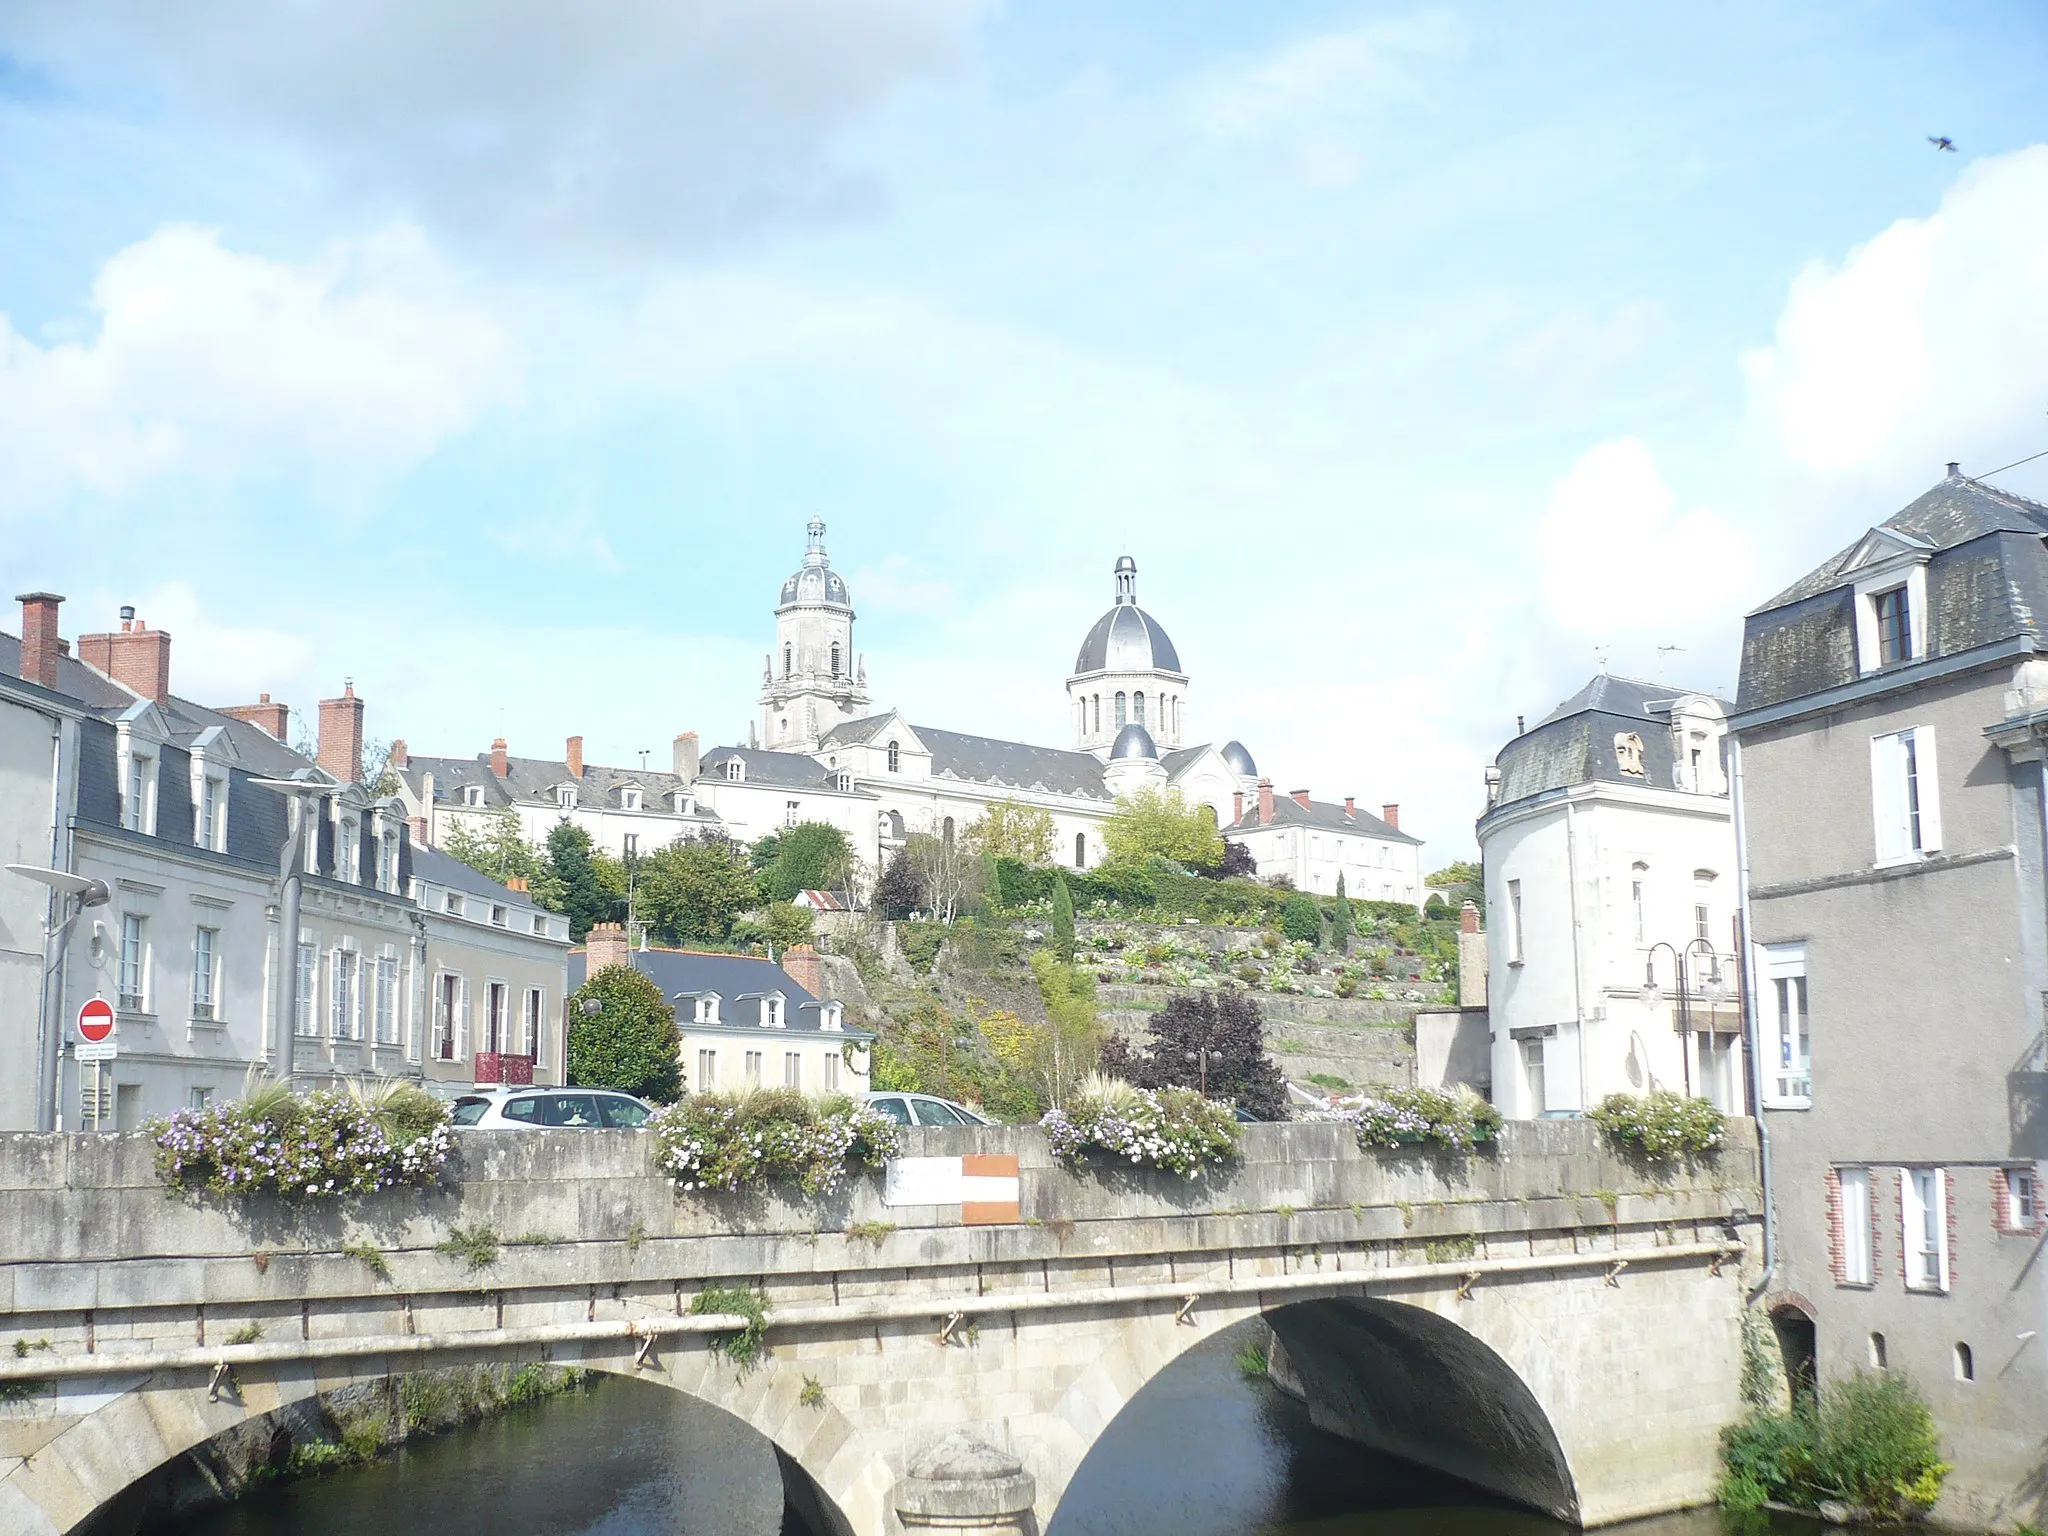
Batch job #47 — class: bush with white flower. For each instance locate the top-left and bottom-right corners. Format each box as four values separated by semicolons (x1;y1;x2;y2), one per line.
1041;1074;1240;1178
149;1079;454;1201
1329;1085;1501;1153
648;1088;900;1195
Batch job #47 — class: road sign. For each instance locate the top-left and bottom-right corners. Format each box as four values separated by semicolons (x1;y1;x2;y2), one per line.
77;997;115;1043
75;1041;117;1063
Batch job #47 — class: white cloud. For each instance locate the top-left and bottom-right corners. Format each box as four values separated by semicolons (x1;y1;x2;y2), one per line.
99;580;316;710
1742;145;2048;493
0;224;516;512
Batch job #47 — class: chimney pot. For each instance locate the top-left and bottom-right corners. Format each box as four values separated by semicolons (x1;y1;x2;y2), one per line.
585;921;629;974
1460;899;1481;935
219;694;290;739
14;592;64;691
490;737;509;778
1948;461;1961;477
1257;779;1275;825
1382;803;1400;830
1344;796;1355;818
566;735;584;779
389;738;408;768
673;731;700;784
317;684;367;784
1290;788;1312;810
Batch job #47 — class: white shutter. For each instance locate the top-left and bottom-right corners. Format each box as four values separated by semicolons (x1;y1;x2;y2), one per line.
456;978;469;1056
1870;733;1908;862
1911;727;1941;853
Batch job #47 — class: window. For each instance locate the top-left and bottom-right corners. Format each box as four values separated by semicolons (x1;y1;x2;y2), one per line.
1838;1167;1873;1285
942;816;955;848
887;741;901;773
191;926;218;1021
824;1052;841;1091
189;1087;213;1111
1076;832;1087;868
1115;692;1127;729
444;891;462;915
522;988;542;1058
1870;1332;1887;1369
1902;1167;1949;1292
784;1052;802;1088
745;1050;763;1085
1505;880;1524;965
622;788;642;812
126;754;152;833
695;995;720;1024
1520;1037;1546;1115
119;914;148;1011
1872;727;1940;862
491;904;507;927
485;982;507;1053
785;800;800;828
531;914;547;935
338;818;358;883
434;973;461;1060
377;831;395;891
375;952;399;1044
330;949;360;1039
1630;865;1647;945
697;1049;717;1089
1954;1343;1974;1382
198;777;223;850
1133;690;1145;725
1874;585;1912;665
464;785;483;808
831;643;841;677
835;772;852;792
622;833;638;858
726;759;744;781
764;994;785;1027
558;785;576;808
1092;695;1100;733
296;939;318;1035
783;643;793;675
2009;1168;2039;1227
1764;944;1810;1104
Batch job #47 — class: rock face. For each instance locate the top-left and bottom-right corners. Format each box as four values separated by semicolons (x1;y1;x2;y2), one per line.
895;1430;1039;1534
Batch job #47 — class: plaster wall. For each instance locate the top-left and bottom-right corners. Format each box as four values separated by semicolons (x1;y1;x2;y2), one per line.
0;693;65;1131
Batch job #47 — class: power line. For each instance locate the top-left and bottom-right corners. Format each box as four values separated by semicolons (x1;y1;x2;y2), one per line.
1975;444;2048;480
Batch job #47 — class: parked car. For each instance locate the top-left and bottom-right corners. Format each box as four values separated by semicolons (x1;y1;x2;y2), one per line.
450;1088;654;1130
859;1091;995;1127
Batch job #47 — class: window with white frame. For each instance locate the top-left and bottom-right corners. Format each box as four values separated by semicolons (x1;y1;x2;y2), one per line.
726;759;744;781
485;982;508;1053
763;994;785;1027
622;833;638;858
1519;1037;1545;1114
434;973;462;1060
558;786;576;809
531;914;547;936
1902;1167;1949;1292
785;800;800;827
377;831;395;892
198;777;224;851
1839;1166;1873;1285
1873;586;1912;665
331;948;361;1039
784;1051;802;1088
491;904;506;927
2007;1167;2038;1228
886;741;900;773
697;1049;717;1089
464;785;483;808
744;1050;763;1085
125;753;154;833
522;988;542;1058
119;914;148;1011
824;1052;841;1091
374;950;399;1045
1763;943;1810;1105
1871;727;1940;864
296;938;318;1035
623;788;642;811
1630;864;1647;945
1505;879;1524;965
1854;561;1928;673
444;891;462;916
191;926;219;1020
338;818;358;883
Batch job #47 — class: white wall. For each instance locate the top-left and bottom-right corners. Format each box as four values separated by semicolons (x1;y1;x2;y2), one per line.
0;693;65;1130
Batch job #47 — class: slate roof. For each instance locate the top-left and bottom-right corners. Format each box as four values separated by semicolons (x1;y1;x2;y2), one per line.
1073;604;1183;674
1739;471;2048;713
409;843;542;910
1491;675;1728;809
399;751;723;822
820;714;897;748
910;725;1112;800
698;746;836;790
1225;795;1418;846
566;947;871;1035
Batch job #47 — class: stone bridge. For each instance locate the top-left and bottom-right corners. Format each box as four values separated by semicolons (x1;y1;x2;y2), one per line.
0;1122;1761;1535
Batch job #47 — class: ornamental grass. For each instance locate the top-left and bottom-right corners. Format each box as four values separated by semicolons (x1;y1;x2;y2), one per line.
149;1080;454;1201
1040;1073;1241;1178
647;1088;900;1195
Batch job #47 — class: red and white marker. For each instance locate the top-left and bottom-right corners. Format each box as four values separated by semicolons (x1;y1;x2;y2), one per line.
77;997;115;1043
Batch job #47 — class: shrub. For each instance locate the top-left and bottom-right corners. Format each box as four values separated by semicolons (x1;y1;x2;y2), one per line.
568;964;683;1102
648;1089;899;1195
1720;1373;1948;1519
1041;1073;1240;1178
1281;893;1321;946
900;921;946;975
1588;1090;1725;1158
150;1086;453;1201
692;1286;769;1373
1332;1086;1501;1152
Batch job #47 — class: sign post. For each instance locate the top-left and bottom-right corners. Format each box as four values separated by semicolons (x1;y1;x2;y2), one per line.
75;998;116;1130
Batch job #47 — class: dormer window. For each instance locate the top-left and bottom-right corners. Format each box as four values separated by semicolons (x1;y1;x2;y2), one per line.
1874;586;1912;665
491;904;507;927
835;772;852;793
887;741;901;773
557;786;575;809
694;994;721;1025
444;891;462;916
378;830;396;891
622;787;643;812
821;1001;844;1032
763;993;786;1027
339;818;359;882
725;759;744;782
196;775;227;851
464;785;484;808
1852;555;1928;674
672;791;691;813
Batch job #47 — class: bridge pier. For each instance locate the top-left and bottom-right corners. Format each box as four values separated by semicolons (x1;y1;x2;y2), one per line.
894;1431;1038;1535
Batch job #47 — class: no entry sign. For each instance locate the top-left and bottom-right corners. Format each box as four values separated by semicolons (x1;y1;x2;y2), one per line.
77;997;115;1044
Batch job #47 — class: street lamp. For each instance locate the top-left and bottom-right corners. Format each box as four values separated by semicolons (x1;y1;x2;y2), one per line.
1640;938;1722;1098
248;777;345;1085
1184;1047;1224;1097
5;864;112;1132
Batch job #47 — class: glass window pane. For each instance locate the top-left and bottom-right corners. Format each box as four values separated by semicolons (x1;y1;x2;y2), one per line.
600;1097;649;1129
913;1099;964;1125
450;1099;490;1126
502;1097;541;1123
542;1095;602;1127
868;1097;911;1125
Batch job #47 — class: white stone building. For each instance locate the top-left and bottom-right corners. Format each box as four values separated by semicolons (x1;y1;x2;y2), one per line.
1477;676;1744;1121
1222;782;1424;902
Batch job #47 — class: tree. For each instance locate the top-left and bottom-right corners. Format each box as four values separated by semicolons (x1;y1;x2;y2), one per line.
635;836;759;946
752;822;856;903
763;901;815;953
1051;877;1076;964
568;964;681;1102
359;738;403;796
965;800;1057;864
1196;840;1257;880
906;832;984;924
873;848;923;919
1332;873;1354;948
546;820;622;941
1428;860;1485;918
1101;787;1224;867
1100;989;1287;1120
441;810;565;910
1281;892;1322;946
1028;949;1103;1110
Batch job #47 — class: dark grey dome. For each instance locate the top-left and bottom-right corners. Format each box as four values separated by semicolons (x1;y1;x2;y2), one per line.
1109;723;1158;760
1074;605;1181;674
1221;740;1257;777
779;565;850;608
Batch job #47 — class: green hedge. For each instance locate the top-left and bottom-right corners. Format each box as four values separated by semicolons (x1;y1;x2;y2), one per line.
989;857;1420;928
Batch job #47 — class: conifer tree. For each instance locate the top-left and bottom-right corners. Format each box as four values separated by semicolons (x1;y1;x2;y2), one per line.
1332;873;1354;949
1051;876;1076;964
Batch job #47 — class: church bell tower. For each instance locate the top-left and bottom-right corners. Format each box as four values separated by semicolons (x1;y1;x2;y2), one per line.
759;521;869;752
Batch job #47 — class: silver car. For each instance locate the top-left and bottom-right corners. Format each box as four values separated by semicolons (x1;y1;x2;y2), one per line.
859;1091;994;1127
450;1088;653;1130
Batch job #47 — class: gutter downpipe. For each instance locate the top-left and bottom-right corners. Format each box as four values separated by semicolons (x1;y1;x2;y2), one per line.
1730;737;1776;1301
1563;797;1589;1112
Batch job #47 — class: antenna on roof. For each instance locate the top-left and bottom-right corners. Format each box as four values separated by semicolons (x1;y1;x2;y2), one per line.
1593;644;1610;674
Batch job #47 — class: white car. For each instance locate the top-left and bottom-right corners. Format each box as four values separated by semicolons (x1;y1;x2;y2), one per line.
859;1091;995;1127
450;1088;654;1130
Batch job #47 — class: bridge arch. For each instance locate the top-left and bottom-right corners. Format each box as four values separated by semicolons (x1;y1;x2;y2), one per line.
1036;1293;1580;1531
1;1344;887;1536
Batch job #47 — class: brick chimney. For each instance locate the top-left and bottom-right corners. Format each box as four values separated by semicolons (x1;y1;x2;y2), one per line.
220;692;290;739
1290;788;1312;810
1460;900;1481;934
14;592;63;690
781;943;824;999
389;738;408;768
317;683;365;784
566;735;584;779
78;607;172;705
585;921;629;973
505;876;528;893
1232;790;1244;825
490;737;509;778
1257;779;1274;825
1382;803;1400;830
408;815;429;845
673;731;700;784
1343;796;1355;819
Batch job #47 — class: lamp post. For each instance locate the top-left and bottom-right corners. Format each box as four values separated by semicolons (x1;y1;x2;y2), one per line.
5;864;112;1132
1184;1046;1224;1097
249;778;344;1086
1641;938;1723;1099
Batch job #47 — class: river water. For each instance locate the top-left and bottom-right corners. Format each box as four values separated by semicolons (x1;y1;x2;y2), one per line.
147;1328;1830;1536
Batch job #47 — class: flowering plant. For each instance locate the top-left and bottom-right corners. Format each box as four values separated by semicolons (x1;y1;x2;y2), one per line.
1587;1090;1725;1158
649;1089;900;1195
150;1082;454;1201
1041;1074;1240;1178
1330;1085;1501;1152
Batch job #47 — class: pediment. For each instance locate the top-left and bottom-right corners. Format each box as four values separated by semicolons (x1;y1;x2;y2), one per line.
1843;525;1933;576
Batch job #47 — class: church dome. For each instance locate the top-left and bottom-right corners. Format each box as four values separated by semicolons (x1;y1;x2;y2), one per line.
1109;723;1158;760
1073;556;1181;674
778;519;852;610
1221;740;1257;777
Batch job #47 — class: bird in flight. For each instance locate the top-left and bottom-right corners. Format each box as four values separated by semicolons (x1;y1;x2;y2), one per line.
1928;136;1956;152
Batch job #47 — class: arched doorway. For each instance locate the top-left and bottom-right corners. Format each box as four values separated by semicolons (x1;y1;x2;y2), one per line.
1771;1300;1818;1407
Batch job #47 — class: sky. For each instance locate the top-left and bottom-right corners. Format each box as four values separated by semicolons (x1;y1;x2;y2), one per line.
2;2;2045;860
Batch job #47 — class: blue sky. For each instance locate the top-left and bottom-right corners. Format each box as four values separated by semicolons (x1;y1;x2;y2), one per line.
3;2;2045;858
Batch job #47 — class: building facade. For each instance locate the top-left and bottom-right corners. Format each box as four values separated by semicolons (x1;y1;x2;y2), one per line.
1734;469;2048;1529
1478;677;1742;1121
1223;780;1423;903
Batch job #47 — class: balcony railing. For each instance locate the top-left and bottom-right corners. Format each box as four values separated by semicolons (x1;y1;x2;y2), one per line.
473;1052;535;1087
